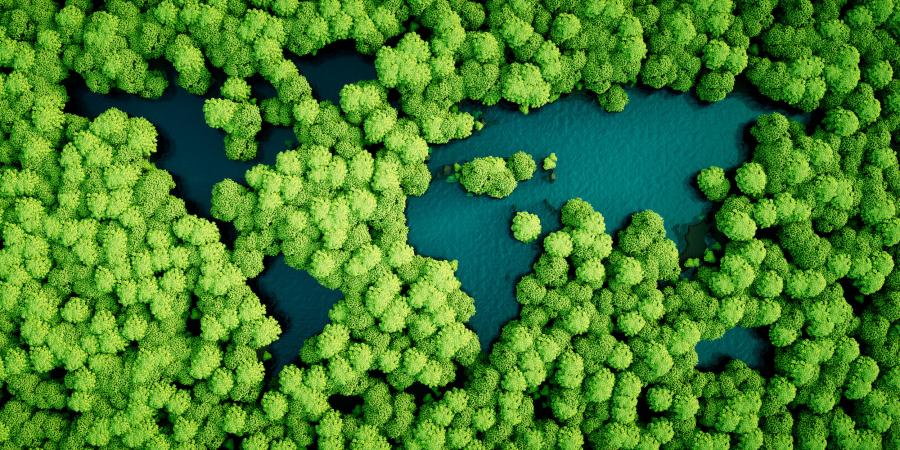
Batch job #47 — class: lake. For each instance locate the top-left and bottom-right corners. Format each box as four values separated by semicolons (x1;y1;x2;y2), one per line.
66;45;780;371
406;85;794;366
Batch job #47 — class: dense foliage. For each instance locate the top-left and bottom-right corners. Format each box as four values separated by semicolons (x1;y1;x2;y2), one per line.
455;151;536;198
512;211;542;243
0;0;898;448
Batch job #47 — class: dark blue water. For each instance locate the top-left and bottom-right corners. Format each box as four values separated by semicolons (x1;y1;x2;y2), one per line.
67;76;291;214
66;47;778;371
65;46;377;367
292;41;377;105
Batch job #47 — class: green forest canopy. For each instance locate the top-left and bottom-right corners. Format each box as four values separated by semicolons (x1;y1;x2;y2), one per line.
0;0;899;448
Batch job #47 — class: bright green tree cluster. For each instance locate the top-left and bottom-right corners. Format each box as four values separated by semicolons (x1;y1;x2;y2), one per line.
0;0;899;448
203;97;262;161
511;211;542;243
744;0;894;113
543;152;558;171
0;108;281;447
456;151;536;198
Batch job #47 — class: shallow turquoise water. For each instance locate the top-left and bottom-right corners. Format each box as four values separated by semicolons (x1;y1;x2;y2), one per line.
68;50;780;371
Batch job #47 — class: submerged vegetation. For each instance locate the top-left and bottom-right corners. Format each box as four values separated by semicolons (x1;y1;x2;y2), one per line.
0;0;898;448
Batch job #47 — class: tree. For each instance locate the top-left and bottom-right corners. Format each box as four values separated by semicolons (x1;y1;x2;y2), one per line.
576;258;606;288
506;151;536;181
502;63;551;112
823;107;860;137
543;153;558;170
364;108;397;144
221;77;251;101
735;162;767;197
316;323;349;360
203;98;237;129
511;211;541;243
697;166;730;201
611;255;644;287
716;209;757;241
696;71;735;102
844;356;879;399
754;199;778;228
457;156;518;198
190;343;222;380
167;34;211;95
550;14;581;44
543;231;573;258
203;98;262;160
864;60;892;89
340;82;385;125
599;85;630;112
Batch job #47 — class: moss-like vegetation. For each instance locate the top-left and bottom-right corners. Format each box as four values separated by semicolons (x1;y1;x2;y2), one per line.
0;0;898;448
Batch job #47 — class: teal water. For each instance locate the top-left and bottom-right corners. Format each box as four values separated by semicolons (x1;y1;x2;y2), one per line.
695;326;773;372
67;48;780;371
406;87;792;363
